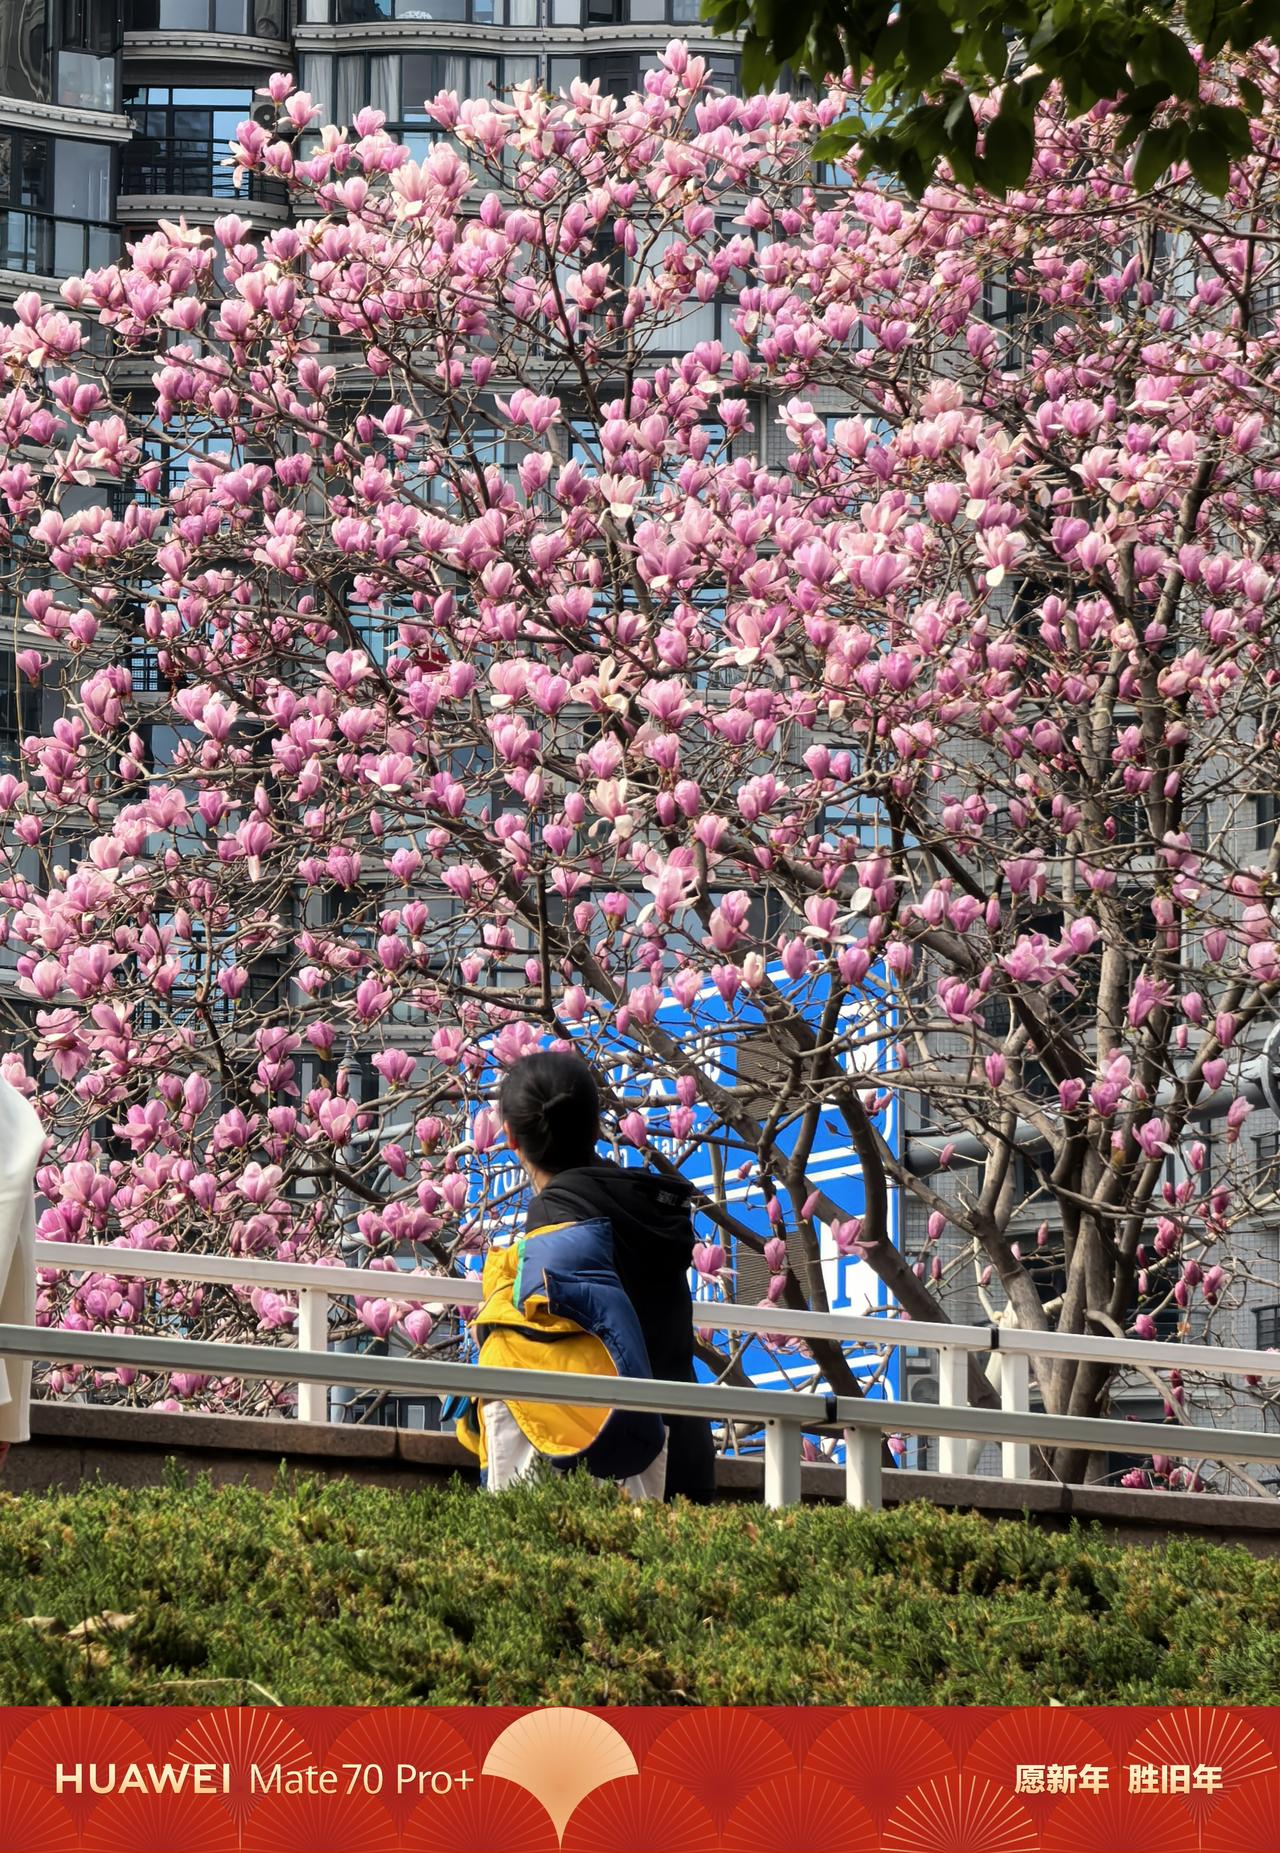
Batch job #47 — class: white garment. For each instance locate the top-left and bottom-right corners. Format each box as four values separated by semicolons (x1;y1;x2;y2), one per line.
482;1400;669;1502
0;1076;43;1445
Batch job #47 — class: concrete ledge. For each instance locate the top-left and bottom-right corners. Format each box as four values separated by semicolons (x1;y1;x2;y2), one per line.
13;1401;477;1496
9;1404;1280;1553
720;1453;1280;1553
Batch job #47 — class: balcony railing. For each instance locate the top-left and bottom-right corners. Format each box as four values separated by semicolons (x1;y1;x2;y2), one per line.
0;209;117;279
19;1239;1280;1507
119;137;287;205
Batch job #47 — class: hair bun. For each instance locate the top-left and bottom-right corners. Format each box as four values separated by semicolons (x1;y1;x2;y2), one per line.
538;1089;575;1121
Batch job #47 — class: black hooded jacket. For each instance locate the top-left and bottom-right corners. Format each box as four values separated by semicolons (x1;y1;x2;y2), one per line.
525;1160;716;1501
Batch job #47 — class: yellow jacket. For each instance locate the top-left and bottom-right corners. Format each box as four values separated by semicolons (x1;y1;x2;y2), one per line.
451;1217;665;1480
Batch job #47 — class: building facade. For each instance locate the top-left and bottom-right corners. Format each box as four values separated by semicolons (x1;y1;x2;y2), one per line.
0;0;739;313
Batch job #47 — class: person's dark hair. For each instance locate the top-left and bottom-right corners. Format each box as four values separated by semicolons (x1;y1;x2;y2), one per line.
499;1050;600;1174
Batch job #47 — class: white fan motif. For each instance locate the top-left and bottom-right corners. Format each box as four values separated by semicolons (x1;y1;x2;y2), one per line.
481;1708;639;1845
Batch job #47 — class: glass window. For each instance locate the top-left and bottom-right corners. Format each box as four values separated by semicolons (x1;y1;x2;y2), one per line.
127;0;252;23
0;132;115;275
56;139;112;221
54;0;118;106
122;88;256;197
0;0;51;107
335;54;366;124
55;47;115;106
321;53;521;123
300;53;334;121
583;54;638;100
331;0;506;16
437;53;468;97
19;137;49;209
401;52;436;114
61;0;120;47
369;54;399;118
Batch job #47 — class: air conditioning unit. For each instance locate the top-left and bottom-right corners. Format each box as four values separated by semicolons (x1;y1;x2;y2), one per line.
251;101;279;130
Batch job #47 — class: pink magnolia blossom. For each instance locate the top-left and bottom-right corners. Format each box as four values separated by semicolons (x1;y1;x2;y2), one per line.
2;47;1275;1457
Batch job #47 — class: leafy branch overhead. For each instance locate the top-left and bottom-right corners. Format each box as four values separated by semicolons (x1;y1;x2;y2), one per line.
704;0;1270;194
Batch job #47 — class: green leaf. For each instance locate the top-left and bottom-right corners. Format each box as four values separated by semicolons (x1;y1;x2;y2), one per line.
812;117;861;162
1116;79;1179;119
944;86;974;131
1239;75;1264;113
870;15;910;77
1200;100;1253;153
1186;0;1231;53
981;106;1035;190
1187;124;1231;194
739;31;776;93
903;1;960;84
1132;120;1186;190
1146;26;1199;99
1239;0;1280;46
979;23;1009;77
766;3;811;63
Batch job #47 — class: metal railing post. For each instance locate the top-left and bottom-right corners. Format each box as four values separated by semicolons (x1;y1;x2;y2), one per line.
763;1418;803;1508
844;1425;883;1511
296;1286;329;1423
937;1346;969;1474
1000;1351;1032;1479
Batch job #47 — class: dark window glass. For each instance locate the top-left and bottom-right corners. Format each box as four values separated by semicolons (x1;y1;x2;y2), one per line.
1257;790;1280;856
0;653;20;778
1258;1305;1280;1349
126;0;251;26
19;137;49;209
583;53;638;99
55;139;112;221
0;0;51;106
401;52;437;111
55;0;119;107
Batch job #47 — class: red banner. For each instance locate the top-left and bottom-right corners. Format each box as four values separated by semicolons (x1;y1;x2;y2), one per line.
1;1706;1276;1851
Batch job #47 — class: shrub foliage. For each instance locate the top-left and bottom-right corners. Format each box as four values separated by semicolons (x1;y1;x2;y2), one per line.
2;1474;1278;1705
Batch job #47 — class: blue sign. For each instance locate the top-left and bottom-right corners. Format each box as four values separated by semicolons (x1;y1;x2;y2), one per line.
470;965;903;1422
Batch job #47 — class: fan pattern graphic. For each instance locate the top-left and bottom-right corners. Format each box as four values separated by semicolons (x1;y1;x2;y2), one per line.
3;1706;1280;1850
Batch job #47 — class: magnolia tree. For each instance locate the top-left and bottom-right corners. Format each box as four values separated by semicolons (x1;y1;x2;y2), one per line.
4;42;1280;1482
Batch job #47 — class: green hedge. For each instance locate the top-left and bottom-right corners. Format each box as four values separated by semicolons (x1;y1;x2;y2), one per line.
2;1470;1278;1705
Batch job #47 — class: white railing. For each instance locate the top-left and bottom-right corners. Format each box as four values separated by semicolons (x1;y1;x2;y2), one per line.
17;1240;1280;1510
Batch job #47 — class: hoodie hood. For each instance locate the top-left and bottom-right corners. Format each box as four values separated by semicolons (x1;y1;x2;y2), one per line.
523;1159;713;1486
532;1161;696;1256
